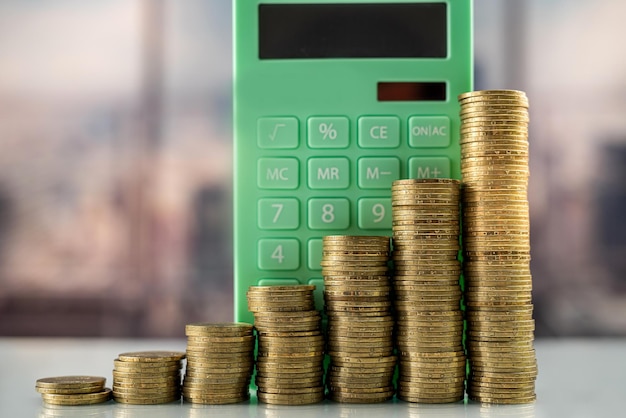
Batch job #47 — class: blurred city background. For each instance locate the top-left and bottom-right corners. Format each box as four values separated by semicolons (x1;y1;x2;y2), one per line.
0;0;624;338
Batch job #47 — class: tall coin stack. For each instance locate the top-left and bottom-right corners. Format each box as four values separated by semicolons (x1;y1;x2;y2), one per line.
458;90;537;404
322;235;396;404
112;351;185;404
247;285;325;405
391;179;465;404
182;323;255;404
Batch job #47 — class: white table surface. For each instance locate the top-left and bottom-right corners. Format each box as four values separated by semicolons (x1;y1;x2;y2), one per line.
0;338;624;417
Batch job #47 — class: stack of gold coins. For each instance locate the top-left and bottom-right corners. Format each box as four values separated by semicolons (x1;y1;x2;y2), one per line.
182;323;255;404
458;89;537;404
112;351;185;404
35;376;111;405
322;235;396;404
391;179;465;403
247;285;325;405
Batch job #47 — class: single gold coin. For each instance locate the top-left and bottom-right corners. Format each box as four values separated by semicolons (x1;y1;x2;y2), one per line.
185;322;253;337
257;390;324;405
36;376;107;390
117;351;185;363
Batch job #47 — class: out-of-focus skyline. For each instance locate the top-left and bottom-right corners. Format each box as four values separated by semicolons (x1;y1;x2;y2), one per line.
0;0;625;337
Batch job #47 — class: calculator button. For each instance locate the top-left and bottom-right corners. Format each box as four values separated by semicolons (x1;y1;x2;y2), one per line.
308;117;350;149
257;117;299;149
408;116;451;148
257;158;299;189
358;198;392;230
258;198;300;230
257;239;300;270
258;278;301;286
358;116;400;148
357;157;400;189
308;157;350;189
308;198;350;230
408;157;451;179
307;239;323;271
307;278;324;311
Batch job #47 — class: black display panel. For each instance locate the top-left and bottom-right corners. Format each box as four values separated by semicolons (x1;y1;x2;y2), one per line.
259;3;447;59
378;82;446;101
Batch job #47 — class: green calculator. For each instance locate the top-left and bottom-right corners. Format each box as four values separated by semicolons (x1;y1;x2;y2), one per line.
233;0;473;322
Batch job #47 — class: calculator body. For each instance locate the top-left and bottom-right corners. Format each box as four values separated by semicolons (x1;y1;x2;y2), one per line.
234;0;473;322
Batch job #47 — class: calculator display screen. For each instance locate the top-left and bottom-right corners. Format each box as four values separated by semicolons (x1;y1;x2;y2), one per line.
258;3;447;59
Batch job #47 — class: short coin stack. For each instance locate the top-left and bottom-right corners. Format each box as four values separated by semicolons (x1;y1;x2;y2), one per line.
36;376;111;405
458;89;537;404
112;351;185;404
182;322;255;404
391;179;465;403
247;285;325;405
322;235;396;404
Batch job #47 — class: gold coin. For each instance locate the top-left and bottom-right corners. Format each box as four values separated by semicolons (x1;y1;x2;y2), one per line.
112;372;179;381
184;369;251;381
247;295;314;303
399;369;465;380
257;350;324;359
248;285;315;292
398;352;466;362
186;336;255;346
468;377;534;388
117;351;185;363
182;382;248;393
257;391;324;405
460;140;529;150
458;89;527;99
327;316;395;326
112;386;179;396
258;344;325;353
253;310;321;319
470;376;536;386
460;123;527;132
328;342;394;352
256;370;324;380
468;387;536;400
323;280;390;288
329;385;394;395
393;178;460;186
397;393;463;404
468;394;536;405
112;394;180;405
41;388;112;406
322;268;389;276
328;391;394;404
255;375;322;386
327;348;394;358
185;323;253;337
256;360;323;370
327;379;393;390
459;109;528;120
36;376;106;389
324;289;391;298
398;382;465;399
113;358;183;367
36;385;105;395
323;235;390;243
328;367;395;378
183;393;249;405
182;391;249;400
259;386;325;396
253;323;320;333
